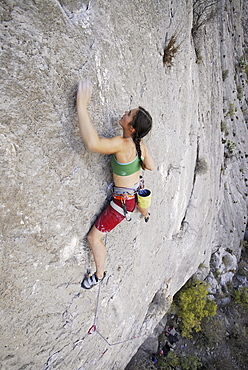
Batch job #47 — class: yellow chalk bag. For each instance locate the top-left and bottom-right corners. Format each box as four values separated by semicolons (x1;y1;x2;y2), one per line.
137;189;152;208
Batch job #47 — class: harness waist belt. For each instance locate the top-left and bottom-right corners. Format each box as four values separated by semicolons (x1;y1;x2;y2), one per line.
112;193;136;201
113;181;140;195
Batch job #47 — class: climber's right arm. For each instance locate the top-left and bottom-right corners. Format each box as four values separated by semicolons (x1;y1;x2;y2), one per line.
141;141;154;171
77;80;123;154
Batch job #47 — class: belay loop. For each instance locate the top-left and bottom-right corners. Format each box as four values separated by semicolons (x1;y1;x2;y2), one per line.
121;198;132;221
112;182;140;222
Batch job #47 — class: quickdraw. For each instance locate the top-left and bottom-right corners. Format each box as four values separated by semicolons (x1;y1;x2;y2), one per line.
88;325;96;334
112;192;136;221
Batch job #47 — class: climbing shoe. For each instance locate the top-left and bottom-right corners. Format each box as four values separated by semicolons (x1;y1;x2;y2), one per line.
144;213;150;223
81;272;106;289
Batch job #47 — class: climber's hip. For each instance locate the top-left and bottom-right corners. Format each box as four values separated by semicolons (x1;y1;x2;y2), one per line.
94;197;137;233
94;182;140;233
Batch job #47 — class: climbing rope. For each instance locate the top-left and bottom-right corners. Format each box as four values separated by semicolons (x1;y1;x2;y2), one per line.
88;280;147;357
87;234;147;358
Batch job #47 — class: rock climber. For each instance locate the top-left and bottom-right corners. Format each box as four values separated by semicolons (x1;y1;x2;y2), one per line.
77;80;154;289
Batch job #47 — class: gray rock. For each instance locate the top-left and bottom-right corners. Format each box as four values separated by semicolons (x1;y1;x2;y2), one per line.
206;272;219;294
140;336;159;354
222;253;237;272
220;272;235;286
211;248;237;274
216;297;231;306
0;0;247;369
236;275;247;285
244;230;248;241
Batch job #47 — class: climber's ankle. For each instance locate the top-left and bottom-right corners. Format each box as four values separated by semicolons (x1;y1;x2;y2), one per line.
96;271;104;280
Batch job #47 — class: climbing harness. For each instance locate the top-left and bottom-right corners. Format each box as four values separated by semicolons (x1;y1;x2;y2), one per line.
111;179;141;221
110;176;151;221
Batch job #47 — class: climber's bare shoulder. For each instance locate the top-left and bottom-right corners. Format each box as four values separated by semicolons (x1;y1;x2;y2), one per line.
89;136;125;155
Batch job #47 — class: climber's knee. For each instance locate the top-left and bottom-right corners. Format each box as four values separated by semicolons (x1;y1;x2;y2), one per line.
87;225;104;246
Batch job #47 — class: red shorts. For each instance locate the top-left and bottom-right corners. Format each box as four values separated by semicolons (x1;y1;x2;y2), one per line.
94;197;137;233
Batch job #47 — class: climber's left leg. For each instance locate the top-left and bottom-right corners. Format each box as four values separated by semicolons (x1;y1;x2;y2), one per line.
137;204;150;222
87;225;107;280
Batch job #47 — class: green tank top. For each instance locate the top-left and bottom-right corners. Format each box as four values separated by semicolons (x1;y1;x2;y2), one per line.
111;154;141;176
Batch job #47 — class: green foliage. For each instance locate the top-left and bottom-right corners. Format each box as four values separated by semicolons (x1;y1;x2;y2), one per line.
237;85;243;100
220;120;226;132
180;354;202;370
222;69;229;81
233;287;248;311
228;103;235;116
156;352;202;370
156;351;180;369
204;356;237;369
226;140;236;154
200;315;226;346
229;322;248;368
127;358;157;370
174;279;217;338
224;102;237;118
195;48;202;64
239;55;247;69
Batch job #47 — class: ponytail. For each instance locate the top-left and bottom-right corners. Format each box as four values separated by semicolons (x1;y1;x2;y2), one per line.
133;135;145;169
131;106;152;170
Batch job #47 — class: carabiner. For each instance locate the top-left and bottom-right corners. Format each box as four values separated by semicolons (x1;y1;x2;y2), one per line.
88;325;97;334
125;213;132;222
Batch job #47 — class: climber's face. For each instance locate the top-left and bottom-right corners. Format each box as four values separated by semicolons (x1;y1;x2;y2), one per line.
119;108;138;129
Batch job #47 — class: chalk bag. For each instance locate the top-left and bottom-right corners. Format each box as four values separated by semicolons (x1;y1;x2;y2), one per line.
137;189;151;208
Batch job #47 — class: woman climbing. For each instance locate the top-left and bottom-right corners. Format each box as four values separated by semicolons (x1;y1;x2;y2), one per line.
77;80;154;289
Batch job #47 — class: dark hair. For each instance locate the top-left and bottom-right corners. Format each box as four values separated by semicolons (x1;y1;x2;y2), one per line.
131;106;152;170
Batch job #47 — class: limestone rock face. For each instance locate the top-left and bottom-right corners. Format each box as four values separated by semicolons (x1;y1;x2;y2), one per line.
0;0;247;369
